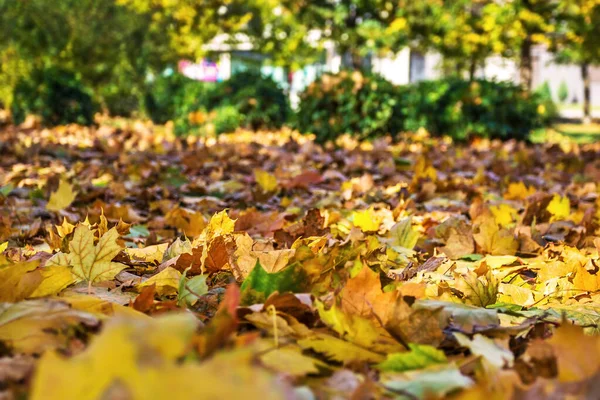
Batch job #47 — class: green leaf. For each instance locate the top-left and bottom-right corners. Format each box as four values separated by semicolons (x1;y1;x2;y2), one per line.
386;217;420;250
125;225;150;239
460;254;483;262
382;366;473;399
0;184;14;197
178;270;208;307
377;344;447;372
240;260;307;305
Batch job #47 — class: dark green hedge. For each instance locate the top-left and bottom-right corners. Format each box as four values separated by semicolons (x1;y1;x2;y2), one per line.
402;78;557;141
295;71;557;143
295;71;404;144
144;70;289;135
11;67;97;126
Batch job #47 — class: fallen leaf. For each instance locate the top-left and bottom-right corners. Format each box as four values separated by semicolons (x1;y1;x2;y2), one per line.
138;267;182;296
382;365;473;399
473;217;518;256
340;264;398;324
377;344;447;372
50;225;126;288
31;314;290;400
254;169;278;192
47;179;77;212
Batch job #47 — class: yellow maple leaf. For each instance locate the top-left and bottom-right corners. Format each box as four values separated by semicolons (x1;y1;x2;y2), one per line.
498;282;535;307
298;333;384;363
254;169;278;193
200;210;236;242
546;323;600;383
504;182;535;200
48;225;126;289
0;260;41;302
31;315;288;400
126;243;169;264
352;208;382;232
490;204;518;228
547;194;570;221
572;263;600;292
46;179;77;212
29;266;76;298
316;301;402;354
137;267;182;296
473;217;518;256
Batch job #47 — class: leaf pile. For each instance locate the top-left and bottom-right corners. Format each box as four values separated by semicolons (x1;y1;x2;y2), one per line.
2;123;600;399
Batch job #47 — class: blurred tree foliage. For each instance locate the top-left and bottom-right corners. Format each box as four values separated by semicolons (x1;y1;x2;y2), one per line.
1;0;599;120
396;0;517;80
551;0;600;121
0;0;152;109
272;1;410;70
510;0;560;90
0;0;264;112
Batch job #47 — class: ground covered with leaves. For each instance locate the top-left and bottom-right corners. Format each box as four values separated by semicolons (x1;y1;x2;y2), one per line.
2;122;600;399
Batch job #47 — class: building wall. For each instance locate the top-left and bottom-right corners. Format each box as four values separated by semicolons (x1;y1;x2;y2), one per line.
531;46;600;106
372;48;411;85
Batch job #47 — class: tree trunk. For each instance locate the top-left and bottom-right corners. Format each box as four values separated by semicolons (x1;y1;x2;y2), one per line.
582;62;591;124
468;57;477;81
520;37;533;91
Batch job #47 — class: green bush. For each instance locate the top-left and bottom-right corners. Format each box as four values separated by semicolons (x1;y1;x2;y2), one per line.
144;73;197;125
558;80;569;103
534;81;558;124
11;66;97;126
295;70;404;143
403;78;556;141
216;71;289;130
145;70;288;135
213;105;244;134
99;83;141;117
296;75;556;143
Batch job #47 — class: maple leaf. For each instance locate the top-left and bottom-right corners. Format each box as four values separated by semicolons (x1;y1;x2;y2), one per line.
340;264;398;324
473;217;518;256
240;260;308;305
31;314;290;400
382;366;473;399
254;169;278;192
258;344;321;377
377;344;447;372
455;269;498;307
126;243;169;264
316;301;403;353
69;225;125;286
298;333;385;364
454;333;514;370
547;194;570;221
138;267;182;296
46;179;77;212
352;208;382;232
490;204;519;228
0;299;99;354
383;217;420;250
504;181;535;200
48;225;126;290
200;210;236;242
177;271;208;306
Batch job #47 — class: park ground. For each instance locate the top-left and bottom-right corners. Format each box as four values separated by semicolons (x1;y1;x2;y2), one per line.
2;120;600;399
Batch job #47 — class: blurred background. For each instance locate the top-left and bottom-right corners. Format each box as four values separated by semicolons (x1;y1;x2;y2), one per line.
1;0;599;142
